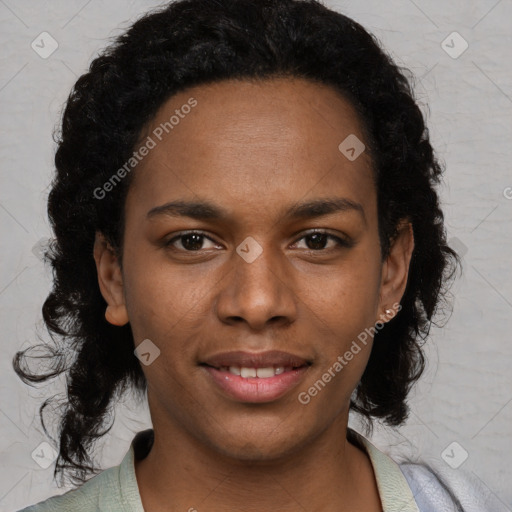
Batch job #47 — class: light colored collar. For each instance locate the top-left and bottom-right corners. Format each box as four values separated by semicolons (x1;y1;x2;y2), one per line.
348;428;420;512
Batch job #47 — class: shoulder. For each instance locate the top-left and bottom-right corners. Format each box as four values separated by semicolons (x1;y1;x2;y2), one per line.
399;462;462;511
17;462;123;512
17;431;150;512
399;461;508;512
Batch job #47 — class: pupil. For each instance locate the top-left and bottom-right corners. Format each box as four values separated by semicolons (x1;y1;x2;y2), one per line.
183;234;203;251
307;233;327;250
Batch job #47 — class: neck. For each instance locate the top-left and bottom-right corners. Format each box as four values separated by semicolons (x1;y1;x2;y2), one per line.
134;413;381;512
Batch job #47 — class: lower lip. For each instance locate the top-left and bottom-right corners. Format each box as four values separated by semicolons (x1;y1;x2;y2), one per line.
202;365;310;403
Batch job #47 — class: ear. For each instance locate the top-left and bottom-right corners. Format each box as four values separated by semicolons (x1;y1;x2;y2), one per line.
378;220;414;320
93;231;129;326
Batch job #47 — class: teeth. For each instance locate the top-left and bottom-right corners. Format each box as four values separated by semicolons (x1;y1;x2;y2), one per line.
240;367;257;378
226;366;291;378
256;367;275;378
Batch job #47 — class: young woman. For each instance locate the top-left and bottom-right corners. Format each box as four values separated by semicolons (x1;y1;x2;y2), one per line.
14;0;503;510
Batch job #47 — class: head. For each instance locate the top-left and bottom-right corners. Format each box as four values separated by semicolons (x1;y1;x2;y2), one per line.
14;0;459;486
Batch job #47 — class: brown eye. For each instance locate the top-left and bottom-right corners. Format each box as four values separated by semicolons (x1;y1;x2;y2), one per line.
294;230;352;251
166;231;218;251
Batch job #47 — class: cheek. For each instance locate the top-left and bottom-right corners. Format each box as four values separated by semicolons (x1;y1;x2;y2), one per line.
308;256;381;325
301;256;381;380
122;248;186;319
122;261;218;376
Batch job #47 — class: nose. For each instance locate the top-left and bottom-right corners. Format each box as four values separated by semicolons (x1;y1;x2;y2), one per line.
215;241;298;331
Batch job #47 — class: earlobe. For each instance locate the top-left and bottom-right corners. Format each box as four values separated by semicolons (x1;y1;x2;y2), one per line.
378;220;414;319
93;232;129;326
105;304;129;326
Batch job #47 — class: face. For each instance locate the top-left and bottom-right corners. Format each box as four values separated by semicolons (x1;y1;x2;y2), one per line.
94;77;413;461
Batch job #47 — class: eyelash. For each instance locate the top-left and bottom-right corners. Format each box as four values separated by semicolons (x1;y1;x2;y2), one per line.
164;229;352;253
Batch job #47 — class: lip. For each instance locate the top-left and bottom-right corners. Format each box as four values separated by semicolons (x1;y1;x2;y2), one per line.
201;365;311;403
200;350;312;403
201;350;312;369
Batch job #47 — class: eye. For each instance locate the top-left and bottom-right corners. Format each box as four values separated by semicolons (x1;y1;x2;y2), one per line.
292;230;352;251
165;231;219;252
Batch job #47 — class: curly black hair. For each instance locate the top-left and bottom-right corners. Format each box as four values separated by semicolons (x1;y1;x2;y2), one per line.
13;0;460;487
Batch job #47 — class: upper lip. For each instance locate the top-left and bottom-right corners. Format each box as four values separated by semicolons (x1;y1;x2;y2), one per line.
201;350;312;369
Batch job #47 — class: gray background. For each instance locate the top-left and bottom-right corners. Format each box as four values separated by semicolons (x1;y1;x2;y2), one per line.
0;0;511;510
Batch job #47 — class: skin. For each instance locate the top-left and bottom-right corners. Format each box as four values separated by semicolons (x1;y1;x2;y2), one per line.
93;77;414;512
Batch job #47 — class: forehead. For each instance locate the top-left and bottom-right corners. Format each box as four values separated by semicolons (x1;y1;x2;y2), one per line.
126;77;376;226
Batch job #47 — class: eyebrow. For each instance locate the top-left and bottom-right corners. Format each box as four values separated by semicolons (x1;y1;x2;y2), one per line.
146;197;366;225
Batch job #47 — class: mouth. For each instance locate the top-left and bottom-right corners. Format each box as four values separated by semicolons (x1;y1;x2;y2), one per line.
200;349;312;371
199;350;312;403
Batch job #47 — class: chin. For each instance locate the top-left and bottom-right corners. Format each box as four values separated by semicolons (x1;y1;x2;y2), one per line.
205;425;309;463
